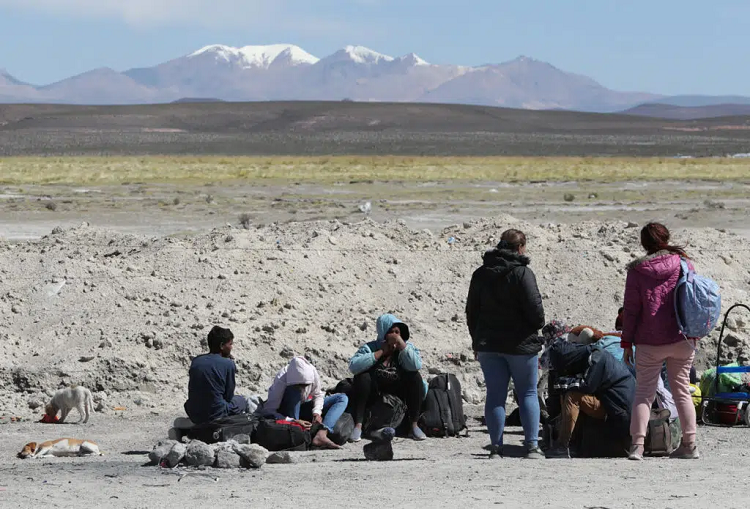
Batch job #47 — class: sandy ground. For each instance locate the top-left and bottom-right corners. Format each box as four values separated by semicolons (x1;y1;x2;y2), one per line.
1;411;749;509
2;176;750;509
1;180;749;241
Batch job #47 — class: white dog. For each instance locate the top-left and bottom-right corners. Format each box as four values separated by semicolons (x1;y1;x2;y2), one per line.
18;438;101;459
45;386;94;424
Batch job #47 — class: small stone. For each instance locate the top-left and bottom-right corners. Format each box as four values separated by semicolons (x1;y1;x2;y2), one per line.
364;441;393;461
359;321;368;331
11;305;20;314
266;451;296;464
234;443;268;469
626;222;639;228
214;449;241;469
232;434;252;445
217;274;228;280
28;398;43;410
726;317;738;331
600;250;617;262
51;226;63;235
79;355;95;362
328;236;337;245
149;440;177;465
184;440;215;467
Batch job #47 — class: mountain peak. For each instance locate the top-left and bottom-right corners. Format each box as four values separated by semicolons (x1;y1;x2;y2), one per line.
337;45;394;64
189;44;319;68
397;53;429;66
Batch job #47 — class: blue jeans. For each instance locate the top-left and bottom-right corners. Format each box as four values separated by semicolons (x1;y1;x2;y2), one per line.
279;386;349;432
478;352;540;448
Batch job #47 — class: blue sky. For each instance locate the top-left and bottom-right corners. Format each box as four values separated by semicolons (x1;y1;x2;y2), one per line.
1;0;748;95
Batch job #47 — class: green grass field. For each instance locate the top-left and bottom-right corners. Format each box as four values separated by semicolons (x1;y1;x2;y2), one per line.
1;156;749;185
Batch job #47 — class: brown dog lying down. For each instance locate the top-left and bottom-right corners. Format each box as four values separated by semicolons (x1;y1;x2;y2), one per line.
17;438;102;459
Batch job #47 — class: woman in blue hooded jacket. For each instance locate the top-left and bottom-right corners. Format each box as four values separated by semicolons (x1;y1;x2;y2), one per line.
348;314;427;442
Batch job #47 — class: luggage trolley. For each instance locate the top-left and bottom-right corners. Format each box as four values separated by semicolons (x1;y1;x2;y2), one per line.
701;304;750;426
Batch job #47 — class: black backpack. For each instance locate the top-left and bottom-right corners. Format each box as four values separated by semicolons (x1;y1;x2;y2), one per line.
329;412;355;445
184;413;259;444
363;393;407;435
253;419;311;452
420;373;467;437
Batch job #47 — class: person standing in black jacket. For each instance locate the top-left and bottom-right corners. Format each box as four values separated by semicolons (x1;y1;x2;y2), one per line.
466;229;546;459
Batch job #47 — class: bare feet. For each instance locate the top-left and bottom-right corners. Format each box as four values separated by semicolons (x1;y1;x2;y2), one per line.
312;430;342;449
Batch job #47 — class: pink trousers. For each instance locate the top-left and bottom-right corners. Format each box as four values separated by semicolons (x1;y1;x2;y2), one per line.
630;339;697;446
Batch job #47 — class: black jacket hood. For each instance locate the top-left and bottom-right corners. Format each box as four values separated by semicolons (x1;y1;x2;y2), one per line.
482;249;530;275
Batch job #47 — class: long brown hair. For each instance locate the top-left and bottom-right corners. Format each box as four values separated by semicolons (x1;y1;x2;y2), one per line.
640;222;689;259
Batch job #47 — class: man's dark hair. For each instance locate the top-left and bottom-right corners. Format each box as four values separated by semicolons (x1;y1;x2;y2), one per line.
207;326;234;353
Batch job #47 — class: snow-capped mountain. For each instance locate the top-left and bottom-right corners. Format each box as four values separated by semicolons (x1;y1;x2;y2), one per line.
0;44;662;111
188;44;319;69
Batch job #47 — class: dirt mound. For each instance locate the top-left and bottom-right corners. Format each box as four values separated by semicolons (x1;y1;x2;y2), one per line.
1;216;749;417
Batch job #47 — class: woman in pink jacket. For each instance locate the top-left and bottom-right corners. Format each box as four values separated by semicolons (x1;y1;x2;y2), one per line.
622;222;698;460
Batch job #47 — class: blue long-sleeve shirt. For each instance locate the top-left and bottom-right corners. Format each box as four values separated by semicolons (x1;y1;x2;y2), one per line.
184;353;240;424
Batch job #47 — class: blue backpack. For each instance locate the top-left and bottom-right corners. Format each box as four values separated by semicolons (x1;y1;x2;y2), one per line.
674;258;721;338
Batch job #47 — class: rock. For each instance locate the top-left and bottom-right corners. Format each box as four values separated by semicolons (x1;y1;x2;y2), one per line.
600;250;617;262
79;355;95;362
364;441;393;461
214;449;241;469
266;451;296;464
726;317;739;331
148;440;177;465
27;398;43;410
359;321;368;331
463;389;484;405
51;226;64;235
725;333;743;348
164;442;186;468
234;444;268;469
232;434;252;445
184;440;215;467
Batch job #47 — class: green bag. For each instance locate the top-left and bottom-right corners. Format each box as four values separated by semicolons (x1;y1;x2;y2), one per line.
700;364;742;398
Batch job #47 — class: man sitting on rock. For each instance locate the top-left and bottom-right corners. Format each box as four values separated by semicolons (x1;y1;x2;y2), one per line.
184;326;249;425
348;314;427;442
256;356;347;450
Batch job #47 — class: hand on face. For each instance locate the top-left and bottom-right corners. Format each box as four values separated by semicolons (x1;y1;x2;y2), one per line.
385;326;406;351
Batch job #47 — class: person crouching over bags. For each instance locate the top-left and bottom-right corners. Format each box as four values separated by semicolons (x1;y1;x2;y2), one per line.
347;314;427;442
256;356;348;449
545;340;635;458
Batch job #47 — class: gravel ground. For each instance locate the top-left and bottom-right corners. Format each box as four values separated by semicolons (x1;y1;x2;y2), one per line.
1;411;749;509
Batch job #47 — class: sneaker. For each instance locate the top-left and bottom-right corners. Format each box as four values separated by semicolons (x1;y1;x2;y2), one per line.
628;445;644;461
545;446;571;459
369;427;396;443
410;425;427;441
488;445;503;459
670;443;700;459
348;427;362;443
525;445;545;459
